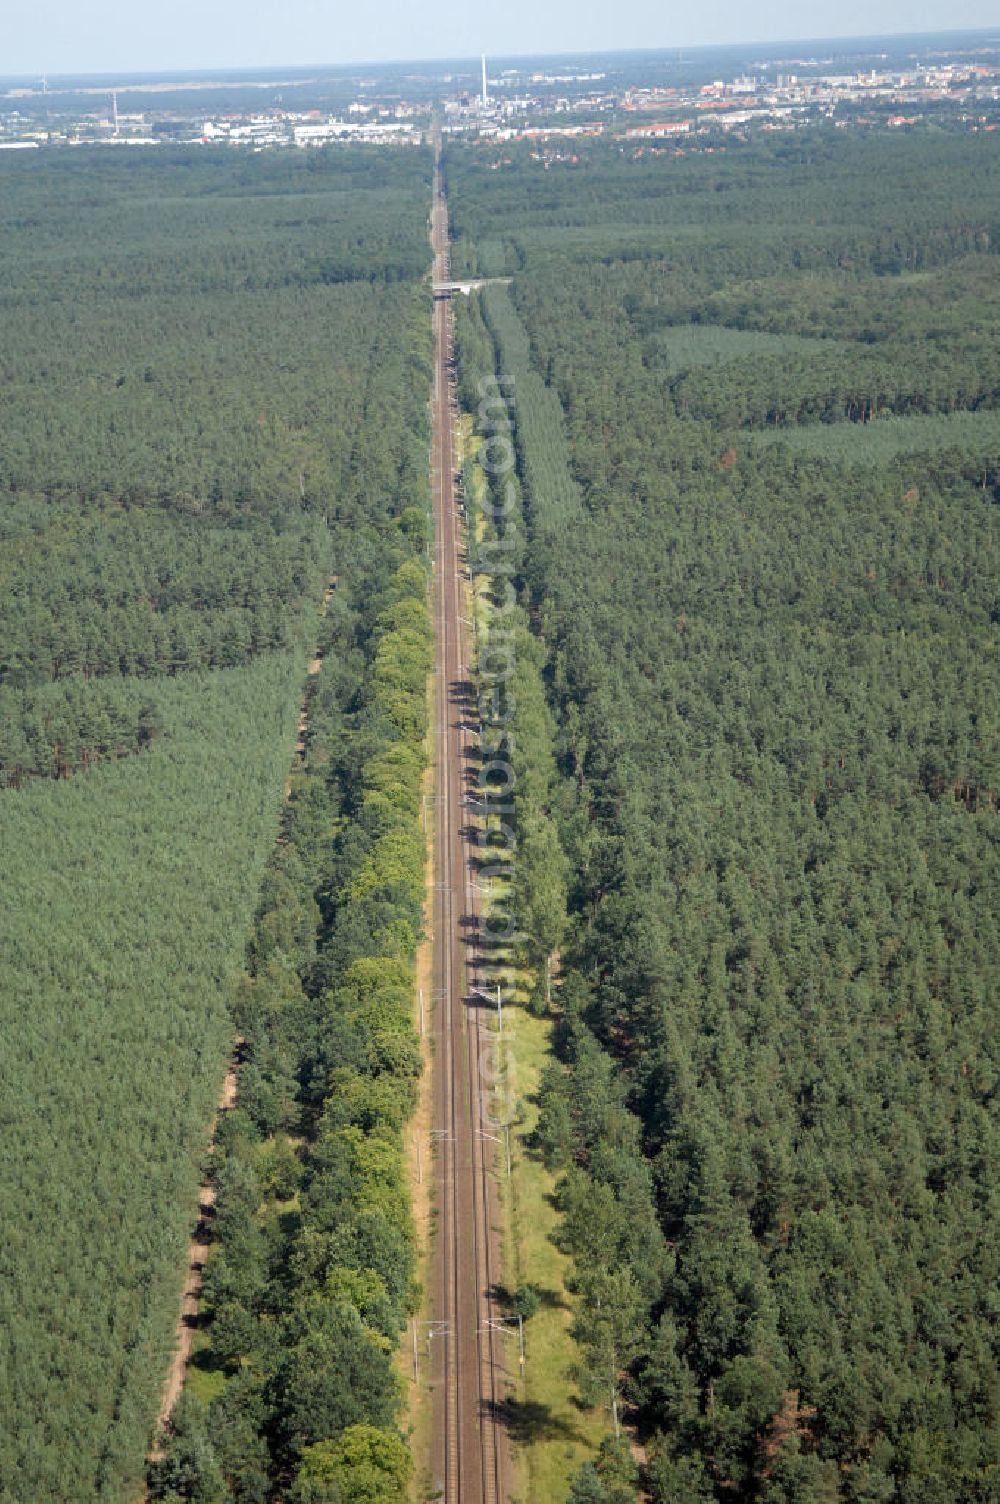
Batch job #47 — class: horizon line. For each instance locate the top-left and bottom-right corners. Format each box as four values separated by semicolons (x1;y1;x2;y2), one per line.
5;24;999;88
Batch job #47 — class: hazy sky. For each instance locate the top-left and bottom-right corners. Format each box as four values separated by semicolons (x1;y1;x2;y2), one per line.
5;0;998;76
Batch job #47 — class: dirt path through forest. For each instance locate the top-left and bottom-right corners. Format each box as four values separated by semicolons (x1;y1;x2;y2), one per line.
146;1058;239;1460
293;576;337;765
144;574;337;1493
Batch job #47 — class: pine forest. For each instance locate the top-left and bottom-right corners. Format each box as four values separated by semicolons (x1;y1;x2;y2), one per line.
0;104;997;1504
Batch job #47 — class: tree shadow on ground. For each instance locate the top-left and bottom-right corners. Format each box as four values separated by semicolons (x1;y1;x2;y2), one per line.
492;1397;588;1446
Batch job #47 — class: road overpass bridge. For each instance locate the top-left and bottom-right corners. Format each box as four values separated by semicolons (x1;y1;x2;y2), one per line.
432;276;512;299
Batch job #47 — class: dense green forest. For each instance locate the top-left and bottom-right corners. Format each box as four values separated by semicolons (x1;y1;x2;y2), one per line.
448;129;1000;1504
0;504;331;782
148;535;433;1504
0;144;433;1502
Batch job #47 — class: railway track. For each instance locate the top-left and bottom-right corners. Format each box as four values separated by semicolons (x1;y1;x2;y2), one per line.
429;146;510;1504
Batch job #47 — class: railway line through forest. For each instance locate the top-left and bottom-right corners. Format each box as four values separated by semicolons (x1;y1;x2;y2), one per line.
429;145;511;1504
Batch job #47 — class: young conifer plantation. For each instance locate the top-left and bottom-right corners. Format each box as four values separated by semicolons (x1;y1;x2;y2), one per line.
0;145;433;1502
448;130;1000;1504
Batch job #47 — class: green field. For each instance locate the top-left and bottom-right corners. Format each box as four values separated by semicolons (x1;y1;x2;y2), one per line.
753;406;1000;462
648;322;843;372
